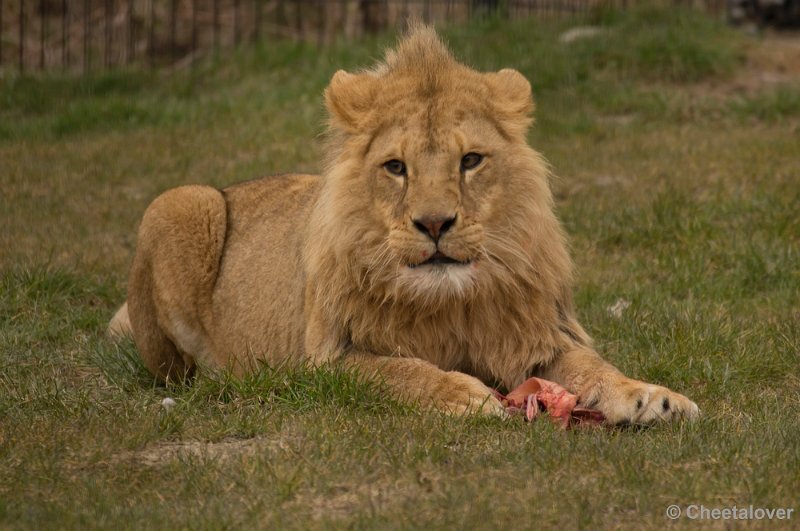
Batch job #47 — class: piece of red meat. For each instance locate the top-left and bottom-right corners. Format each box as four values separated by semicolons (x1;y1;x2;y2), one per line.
495;377;605;429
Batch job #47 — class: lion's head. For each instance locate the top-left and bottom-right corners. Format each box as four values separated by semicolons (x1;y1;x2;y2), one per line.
309;25;570;312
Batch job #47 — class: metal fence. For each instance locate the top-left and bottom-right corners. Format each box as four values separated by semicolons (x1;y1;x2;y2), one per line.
0;0;727;74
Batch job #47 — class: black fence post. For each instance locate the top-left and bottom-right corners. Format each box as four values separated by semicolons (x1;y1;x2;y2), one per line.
254;0;262;43
213;0;219;52
277;0;285;29
128;0;134;63
19;0;24;73
170;0;177;63
0;0;4;67
62;0;68;69
105;0;112;68
234;0;240;46
191;0;198;58
40;0;46;70
316;0;323;45
83;0;91;73
293;0;301;38
148;0;155;67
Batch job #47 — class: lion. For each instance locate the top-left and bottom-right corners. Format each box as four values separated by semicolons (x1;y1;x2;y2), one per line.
108;25;699;424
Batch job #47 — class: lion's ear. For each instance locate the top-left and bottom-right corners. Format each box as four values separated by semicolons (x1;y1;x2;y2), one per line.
485;68;535;134
324;70;379;133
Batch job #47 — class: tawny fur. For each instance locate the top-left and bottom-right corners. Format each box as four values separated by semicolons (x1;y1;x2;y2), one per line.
111;26;698;424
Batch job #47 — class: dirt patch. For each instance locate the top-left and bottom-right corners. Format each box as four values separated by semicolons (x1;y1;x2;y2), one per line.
286;470;447;521
114;434;295;467
742;33;800;77
708;31;800;96
304;478;417;520
113;435;439;521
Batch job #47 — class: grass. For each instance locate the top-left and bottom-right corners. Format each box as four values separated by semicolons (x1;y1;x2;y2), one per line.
1;5;799;529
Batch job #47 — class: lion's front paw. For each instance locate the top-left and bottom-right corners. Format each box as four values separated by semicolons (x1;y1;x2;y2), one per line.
434;371;506;417
587;377;699;425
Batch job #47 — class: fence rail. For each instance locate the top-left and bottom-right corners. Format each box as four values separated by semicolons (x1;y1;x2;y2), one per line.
0;0;727;74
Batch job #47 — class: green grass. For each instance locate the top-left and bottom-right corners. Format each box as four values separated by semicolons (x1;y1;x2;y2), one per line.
1;6;799;529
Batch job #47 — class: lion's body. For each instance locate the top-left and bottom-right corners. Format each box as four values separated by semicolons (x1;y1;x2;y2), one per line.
111;26;699;424
212;175;318;368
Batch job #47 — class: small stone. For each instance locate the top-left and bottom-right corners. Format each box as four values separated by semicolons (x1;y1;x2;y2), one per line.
559;26;608;44
607;298;631;319
161;397;177;411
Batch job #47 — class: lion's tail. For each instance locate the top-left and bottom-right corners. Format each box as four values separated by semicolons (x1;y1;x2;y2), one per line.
107;302;133;339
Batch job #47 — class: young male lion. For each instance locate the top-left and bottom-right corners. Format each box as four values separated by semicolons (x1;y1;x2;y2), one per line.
109;26;699;424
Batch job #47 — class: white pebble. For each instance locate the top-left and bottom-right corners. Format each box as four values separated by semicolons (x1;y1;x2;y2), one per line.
607;298;632;319
161;397;177;410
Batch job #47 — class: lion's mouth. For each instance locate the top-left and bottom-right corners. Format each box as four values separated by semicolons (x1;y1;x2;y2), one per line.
408;251;471;268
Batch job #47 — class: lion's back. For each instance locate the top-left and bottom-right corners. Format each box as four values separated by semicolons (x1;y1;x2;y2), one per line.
211;173;321;370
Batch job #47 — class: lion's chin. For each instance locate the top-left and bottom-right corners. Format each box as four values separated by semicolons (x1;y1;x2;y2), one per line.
395;262;478;301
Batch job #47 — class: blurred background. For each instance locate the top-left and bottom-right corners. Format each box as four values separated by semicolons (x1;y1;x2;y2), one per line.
2;0;787;73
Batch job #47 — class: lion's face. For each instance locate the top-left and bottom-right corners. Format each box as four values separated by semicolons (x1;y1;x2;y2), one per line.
320;29;553;304
363;108;518;299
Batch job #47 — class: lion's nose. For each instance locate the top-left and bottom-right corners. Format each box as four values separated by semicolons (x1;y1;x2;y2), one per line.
412;214;456;242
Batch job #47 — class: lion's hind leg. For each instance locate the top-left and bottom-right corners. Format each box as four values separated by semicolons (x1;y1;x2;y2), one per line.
126;185;227;383
130;294;195;383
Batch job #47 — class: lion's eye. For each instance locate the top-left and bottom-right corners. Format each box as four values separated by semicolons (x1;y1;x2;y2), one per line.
461;153;483;172
383;159;407;177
